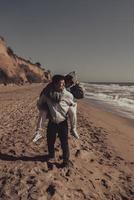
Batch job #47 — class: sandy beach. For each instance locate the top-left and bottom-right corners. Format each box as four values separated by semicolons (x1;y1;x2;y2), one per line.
0;84;134;200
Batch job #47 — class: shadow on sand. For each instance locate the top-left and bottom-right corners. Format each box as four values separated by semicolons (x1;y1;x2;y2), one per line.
0;153;48;162
0;153;68;169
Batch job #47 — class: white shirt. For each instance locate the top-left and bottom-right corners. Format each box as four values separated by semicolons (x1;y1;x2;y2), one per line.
38;88;75;124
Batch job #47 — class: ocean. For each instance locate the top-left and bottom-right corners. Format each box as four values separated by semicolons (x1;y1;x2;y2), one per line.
82;82;134;120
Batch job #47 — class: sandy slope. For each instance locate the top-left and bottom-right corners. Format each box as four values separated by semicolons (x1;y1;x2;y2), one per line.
0;84;134;200
0;37;49;84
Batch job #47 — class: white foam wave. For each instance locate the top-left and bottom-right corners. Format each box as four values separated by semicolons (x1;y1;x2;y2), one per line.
83;82;134;119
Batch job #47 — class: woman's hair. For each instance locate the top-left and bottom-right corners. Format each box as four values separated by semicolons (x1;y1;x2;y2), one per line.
64;74;74;85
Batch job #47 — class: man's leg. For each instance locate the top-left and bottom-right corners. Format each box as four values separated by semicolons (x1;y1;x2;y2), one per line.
47;121;57;158
58;120;69;164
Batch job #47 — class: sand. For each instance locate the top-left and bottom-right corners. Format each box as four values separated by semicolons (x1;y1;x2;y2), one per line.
0;84;134;200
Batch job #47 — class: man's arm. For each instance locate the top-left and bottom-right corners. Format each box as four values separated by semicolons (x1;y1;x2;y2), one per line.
40;83;52;97
37;94;47;110
37;83;53;110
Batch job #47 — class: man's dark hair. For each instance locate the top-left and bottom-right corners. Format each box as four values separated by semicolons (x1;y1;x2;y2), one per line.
52;74;65;84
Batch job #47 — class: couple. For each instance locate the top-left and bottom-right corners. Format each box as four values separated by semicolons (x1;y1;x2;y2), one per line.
33;73;84;167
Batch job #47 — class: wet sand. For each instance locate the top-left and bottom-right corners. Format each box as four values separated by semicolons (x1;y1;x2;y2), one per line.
0;84;134;200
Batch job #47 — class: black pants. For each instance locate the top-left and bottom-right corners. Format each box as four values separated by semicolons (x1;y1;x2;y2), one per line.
47;120;69;163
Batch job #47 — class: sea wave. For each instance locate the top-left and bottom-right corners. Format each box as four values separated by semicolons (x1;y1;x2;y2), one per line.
83;82;134;119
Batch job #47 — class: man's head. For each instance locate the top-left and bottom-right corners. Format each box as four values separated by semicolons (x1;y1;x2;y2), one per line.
52;75;65;92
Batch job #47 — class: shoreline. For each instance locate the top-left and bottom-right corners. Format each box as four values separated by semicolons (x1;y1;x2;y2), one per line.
78;100;134;162
84;97;134;121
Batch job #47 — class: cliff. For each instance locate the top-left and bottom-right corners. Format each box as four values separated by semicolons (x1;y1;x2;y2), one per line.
0;36;51;85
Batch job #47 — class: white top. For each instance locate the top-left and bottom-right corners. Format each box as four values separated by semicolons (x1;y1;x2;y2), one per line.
38;88;75;124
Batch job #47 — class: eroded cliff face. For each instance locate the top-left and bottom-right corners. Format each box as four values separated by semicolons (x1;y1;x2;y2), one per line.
0;37;51;85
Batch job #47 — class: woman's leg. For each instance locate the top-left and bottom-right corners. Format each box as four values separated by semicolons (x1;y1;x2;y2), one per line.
68;103;79;139
36;110;47;131
33;109;47;142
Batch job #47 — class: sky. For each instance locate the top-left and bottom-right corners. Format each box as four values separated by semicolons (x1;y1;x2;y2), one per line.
0;0;134;82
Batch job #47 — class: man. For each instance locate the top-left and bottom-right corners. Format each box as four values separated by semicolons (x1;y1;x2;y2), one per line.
37;75;74;167
33;73;80;143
